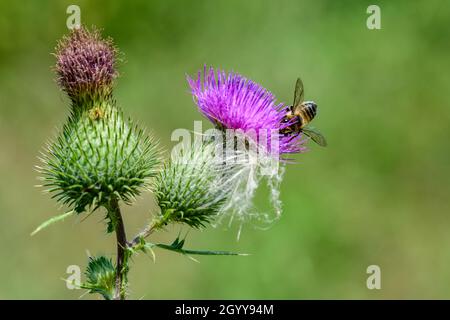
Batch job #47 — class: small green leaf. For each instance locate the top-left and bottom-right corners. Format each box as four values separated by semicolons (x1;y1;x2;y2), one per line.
31;210;74;236
146;236;248;257
155;243;247;256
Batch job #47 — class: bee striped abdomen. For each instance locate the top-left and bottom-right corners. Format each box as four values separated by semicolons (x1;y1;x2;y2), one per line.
297;101;317;126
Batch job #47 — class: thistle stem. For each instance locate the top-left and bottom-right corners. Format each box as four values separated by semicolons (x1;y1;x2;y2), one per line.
129;211;172;248
129;221;159;248
108;198;127;300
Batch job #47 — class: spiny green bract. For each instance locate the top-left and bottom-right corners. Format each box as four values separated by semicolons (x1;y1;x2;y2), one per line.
155;142;233;228
39;101;159;214
81;256;116;300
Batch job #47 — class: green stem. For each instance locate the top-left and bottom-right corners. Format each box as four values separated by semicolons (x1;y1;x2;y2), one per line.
128;209;172;249
129;222;157;248
108;198;127;300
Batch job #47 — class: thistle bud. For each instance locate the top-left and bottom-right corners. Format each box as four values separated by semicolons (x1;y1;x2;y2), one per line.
81;256;116;300
54;26;118;107
154;141;234;228
40;28;158;216
39;103;159;214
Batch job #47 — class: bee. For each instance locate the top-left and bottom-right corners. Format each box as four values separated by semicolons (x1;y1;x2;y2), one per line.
280;78;327;147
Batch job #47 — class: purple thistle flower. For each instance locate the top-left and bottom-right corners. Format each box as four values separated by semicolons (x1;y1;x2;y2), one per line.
54;26;118;105
187;67;306;155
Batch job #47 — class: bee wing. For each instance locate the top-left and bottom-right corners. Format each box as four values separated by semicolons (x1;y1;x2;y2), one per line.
302;127;327;147
293;77;304;107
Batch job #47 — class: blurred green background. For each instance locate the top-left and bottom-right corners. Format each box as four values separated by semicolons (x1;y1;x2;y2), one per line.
0;0;449;299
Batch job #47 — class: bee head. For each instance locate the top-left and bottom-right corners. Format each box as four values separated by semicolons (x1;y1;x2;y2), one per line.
282;107;295;123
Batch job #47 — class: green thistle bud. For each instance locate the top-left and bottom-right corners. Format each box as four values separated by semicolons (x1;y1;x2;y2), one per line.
81;256;116;300
154;141;235;229
39;102;158;214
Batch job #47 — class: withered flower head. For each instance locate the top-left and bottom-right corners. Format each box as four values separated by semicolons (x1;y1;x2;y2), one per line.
54;26;118;105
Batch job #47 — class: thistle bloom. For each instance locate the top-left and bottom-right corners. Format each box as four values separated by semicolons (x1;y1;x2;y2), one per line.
187;67;306;156
187;67;308;229
55;26;118;105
